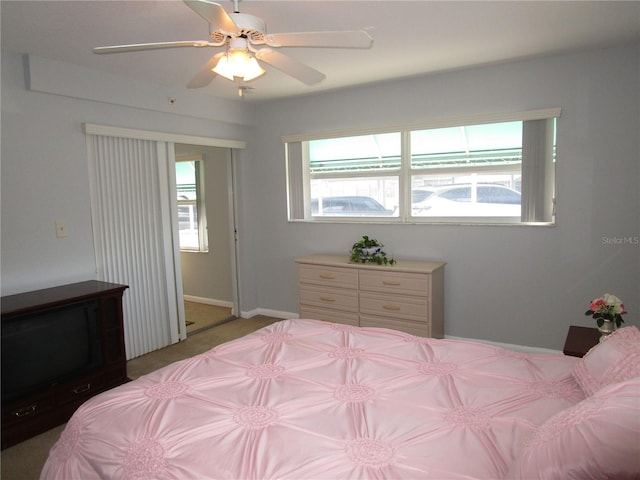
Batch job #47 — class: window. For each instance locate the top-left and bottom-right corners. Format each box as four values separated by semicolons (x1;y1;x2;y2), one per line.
307;132;400;218
285;109;558;225
410;121;525;219
176;157;208;251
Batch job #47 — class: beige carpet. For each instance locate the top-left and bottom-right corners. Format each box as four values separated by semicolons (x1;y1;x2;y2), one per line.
184;301;235;335
0;315;282;480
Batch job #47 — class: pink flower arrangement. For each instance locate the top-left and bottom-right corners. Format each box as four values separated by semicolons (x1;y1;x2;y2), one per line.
585;293;627;328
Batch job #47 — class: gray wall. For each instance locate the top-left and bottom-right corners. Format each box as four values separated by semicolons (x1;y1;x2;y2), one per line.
1;52;250;295
241;44;639;350
2;44;639;351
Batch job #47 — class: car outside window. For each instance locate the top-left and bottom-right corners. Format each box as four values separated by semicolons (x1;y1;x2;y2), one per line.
412;183;522;217
312;196;394;216
439;187;471;203
412;189;434;203
478;186;521;204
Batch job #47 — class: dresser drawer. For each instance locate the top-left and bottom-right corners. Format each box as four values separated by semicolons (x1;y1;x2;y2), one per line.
299;285;358;312
359;270;429;296
359;292;429;322
360;315;431;337
298;264;358;290
299;305;359;326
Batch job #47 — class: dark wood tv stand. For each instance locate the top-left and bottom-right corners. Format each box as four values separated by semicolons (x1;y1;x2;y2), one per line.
1;281;129;449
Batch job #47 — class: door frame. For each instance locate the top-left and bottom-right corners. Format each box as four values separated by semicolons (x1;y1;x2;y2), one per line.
84;123;245;343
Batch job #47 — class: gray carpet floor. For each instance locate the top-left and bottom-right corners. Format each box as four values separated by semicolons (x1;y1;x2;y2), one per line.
0;315;282;480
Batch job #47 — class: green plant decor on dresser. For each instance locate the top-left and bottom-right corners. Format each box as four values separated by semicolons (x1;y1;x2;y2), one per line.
349;235;396;265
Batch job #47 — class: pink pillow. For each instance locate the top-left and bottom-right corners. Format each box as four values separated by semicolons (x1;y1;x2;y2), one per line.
508;376;640;479
572;326;640;396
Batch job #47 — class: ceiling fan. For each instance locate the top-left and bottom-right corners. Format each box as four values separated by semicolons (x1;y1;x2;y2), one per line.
93;0;373;91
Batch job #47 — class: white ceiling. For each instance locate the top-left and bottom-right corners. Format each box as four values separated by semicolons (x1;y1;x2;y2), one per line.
2;1;639;102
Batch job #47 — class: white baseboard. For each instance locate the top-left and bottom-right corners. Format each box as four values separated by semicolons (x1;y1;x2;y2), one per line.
240;308;298;320
183;295;233;309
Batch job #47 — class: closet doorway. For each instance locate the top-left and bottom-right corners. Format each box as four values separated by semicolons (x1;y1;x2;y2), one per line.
86;123;244;358
175;144;239;336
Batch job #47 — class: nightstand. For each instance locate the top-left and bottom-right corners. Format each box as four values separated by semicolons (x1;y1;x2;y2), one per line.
563;325;600;357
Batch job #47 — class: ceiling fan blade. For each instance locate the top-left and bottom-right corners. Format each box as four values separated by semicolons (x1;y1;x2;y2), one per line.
93;41;209;54
255;49;325;85
187;52;225;88
183;0;238;33
264;30;373;49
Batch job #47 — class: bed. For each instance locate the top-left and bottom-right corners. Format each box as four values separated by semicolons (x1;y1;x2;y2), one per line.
41;319;640;479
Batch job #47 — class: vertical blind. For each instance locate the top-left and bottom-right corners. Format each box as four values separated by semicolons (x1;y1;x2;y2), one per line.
87;134;181;359
286;142;305;220
521;119;555;223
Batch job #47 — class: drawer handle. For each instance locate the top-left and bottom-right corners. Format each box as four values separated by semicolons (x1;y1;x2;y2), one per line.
72;383;91;394
14;405;37;417
319;296;336;302
319;273;336;279
382;280;401;286
382;305;401;311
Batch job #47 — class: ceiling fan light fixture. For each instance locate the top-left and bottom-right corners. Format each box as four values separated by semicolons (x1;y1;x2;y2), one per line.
212;49;265;82
94;0;374;90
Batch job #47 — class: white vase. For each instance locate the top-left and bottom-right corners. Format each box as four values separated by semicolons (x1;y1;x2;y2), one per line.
361;246;381;256
598;320;615;342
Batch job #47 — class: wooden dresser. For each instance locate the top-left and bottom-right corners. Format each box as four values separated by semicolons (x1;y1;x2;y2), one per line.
296;255;445;337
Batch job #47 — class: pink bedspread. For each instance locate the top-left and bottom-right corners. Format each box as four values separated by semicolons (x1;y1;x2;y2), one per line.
41;319;583;479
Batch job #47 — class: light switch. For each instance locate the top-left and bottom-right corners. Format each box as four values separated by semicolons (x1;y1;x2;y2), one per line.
55;221;68;238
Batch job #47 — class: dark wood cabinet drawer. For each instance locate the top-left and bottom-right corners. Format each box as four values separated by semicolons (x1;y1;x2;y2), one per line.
56;373;105;405
2;394;55;427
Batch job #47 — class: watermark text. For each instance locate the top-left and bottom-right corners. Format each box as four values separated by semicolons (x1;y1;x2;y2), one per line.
602;235;639;246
